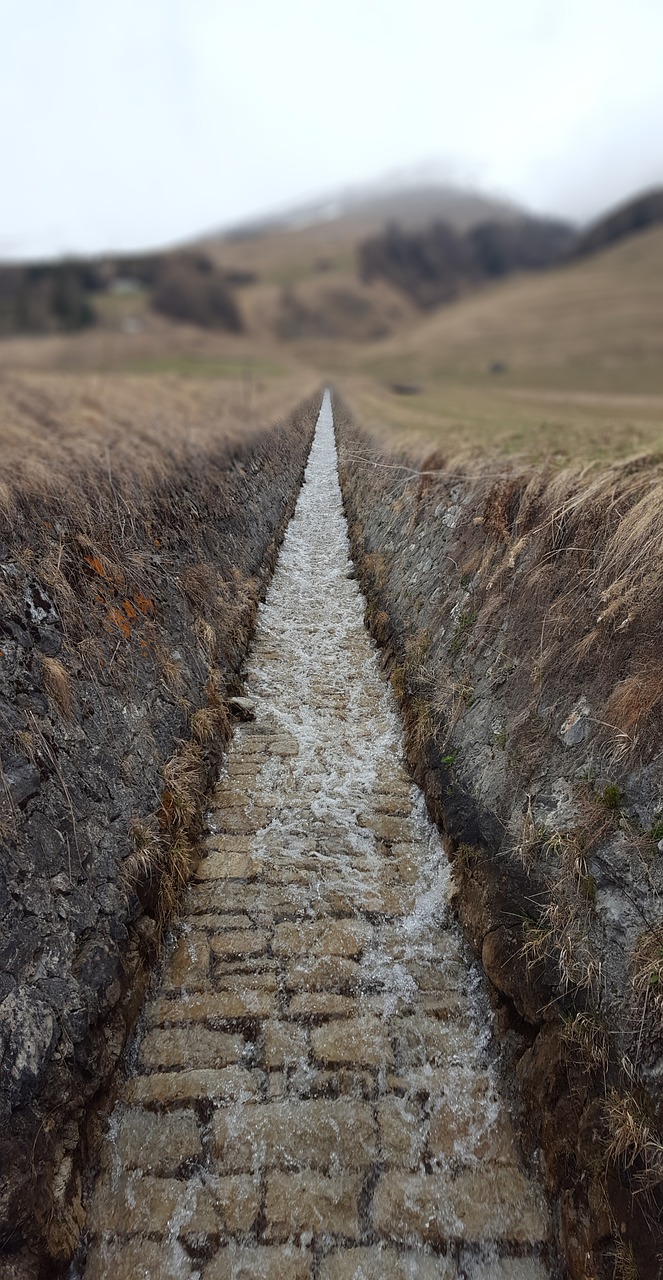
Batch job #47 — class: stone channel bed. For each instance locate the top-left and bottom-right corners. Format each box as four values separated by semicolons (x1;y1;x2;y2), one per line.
78;392;555;1280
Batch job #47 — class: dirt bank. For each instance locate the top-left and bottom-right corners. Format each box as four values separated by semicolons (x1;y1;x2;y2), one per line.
335;393;663;1280
0;380;317;1274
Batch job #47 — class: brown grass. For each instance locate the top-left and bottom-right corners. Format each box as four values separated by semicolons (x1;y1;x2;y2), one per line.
39;655;73;720
348;429;663;762
605;1089;663;1192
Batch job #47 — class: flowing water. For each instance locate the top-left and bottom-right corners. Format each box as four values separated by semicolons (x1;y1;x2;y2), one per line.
81;391;554;1279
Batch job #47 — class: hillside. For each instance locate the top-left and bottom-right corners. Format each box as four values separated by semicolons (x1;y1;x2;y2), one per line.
200;182;528;343
572;185;663;259
328;222;663;462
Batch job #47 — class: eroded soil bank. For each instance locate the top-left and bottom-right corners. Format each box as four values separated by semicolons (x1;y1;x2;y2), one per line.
334;394;663;1280
0;393;317;1275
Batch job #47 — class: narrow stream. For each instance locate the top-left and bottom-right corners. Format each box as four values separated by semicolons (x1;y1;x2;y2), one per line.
80;391;553;1279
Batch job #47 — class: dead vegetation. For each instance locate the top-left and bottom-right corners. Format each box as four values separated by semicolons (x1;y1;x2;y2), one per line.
335;396;663;1278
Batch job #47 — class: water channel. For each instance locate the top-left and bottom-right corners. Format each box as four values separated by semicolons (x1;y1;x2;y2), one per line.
80;390;553;1279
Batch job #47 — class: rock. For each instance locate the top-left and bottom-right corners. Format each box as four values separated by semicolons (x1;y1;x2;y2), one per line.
559;697;591;747
481;926;546;1024
0;755;41;808
0;989;59;1107
229;696;257;719
0;617;32;648
114;1108;202;1174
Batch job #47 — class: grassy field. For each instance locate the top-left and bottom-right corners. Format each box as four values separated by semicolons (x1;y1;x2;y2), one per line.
1;200;662;473
335;374;663;465
0;365;317;499
325;225;663;464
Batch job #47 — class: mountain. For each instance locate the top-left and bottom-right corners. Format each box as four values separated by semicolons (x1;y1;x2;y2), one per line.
209;179;522;243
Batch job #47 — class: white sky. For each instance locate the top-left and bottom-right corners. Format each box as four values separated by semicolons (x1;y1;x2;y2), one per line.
1;0;662;259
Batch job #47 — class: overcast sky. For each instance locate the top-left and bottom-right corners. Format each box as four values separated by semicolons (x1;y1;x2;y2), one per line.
1;0;662;259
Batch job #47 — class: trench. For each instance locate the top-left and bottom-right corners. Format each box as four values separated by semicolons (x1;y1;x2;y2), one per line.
77;391;555;1279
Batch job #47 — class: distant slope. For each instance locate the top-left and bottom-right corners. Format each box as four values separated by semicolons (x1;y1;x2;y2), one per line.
0;251;242;337
358;215;575;309
202;182;523;284
362;221;663;393
200;183;529;345
573;186;663;259
209;181;521;243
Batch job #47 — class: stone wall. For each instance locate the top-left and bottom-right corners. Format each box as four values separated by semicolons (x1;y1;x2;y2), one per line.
0;394;318;1273
334;394;663;1280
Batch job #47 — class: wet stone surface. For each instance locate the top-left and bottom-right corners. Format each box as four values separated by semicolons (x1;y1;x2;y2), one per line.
82;393;553;1278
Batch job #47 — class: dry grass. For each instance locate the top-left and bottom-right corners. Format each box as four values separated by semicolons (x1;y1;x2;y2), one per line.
561;1009;610;1077
38;655;73;721
0;366;312;502
321;225;663;473
632;929;663;1003
605;1089;663;1192
345;423;663;762
521;825;603;1000
0;368;314;670
1;364;315;968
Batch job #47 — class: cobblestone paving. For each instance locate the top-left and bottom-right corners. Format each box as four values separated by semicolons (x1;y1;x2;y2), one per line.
82;393;553;1279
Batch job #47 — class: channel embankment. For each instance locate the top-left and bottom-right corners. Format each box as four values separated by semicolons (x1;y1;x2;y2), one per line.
0;379;318;1274
335;393;663;1280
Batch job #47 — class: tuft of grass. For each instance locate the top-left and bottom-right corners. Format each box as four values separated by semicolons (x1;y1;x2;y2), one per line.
520;821;604;997
632;929;663;997
605;1089;663;1192
190;707;217;745
601;782;623;811
611;1238;640;1280
454;842;484;870
510;795;542;870
390;663;406;701
155;834;198;933
121;820;162;892
194;616;218;662
39;655;73;721
561;1009;610;1076
161;743;207;831
180;562;219;614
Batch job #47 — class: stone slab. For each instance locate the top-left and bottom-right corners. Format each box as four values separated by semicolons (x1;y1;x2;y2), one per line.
114;1108;201;1174
212;1099;377;1173
145;990;275;1027
372;1168;550;1244
318;1248;457;1279
125;1067;263;1106
138;1027;244;1071
311;1018;394;1067
204;1246;312;1280
264;1172;362;1241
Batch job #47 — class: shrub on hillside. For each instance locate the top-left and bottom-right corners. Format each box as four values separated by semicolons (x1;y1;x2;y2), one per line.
151;254;243;330
358;215;575;308
0;250;243;336
572;187;663;258
0;262;97;334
